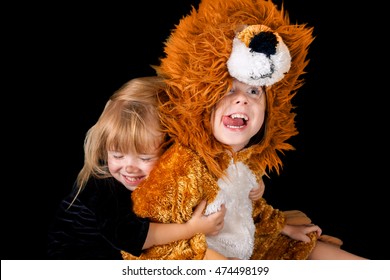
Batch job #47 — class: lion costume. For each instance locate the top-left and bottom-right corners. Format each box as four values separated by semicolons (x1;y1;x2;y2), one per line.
122;0;340;260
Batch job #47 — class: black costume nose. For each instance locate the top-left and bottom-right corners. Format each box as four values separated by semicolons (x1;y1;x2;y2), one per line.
249;31;278;58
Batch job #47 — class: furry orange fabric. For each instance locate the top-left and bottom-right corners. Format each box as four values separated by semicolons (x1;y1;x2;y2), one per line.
156;0;314;180
121;0;323;260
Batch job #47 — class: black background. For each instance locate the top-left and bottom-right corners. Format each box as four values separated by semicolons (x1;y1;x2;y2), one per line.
3;0;387;260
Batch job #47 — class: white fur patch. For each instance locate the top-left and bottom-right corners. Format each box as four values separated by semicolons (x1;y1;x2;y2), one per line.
227;37;291;87
205;160;257;259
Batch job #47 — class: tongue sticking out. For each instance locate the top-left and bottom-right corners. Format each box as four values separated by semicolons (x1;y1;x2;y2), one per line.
223;116;245;126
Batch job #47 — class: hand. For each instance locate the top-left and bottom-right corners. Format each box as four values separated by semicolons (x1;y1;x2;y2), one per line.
188;200;226;236
281;224;322;243
248;177;265;201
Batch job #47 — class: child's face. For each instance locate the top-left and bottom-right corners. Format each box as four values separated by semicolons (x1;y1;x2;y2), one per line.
107;149;160;191
211;78;266;152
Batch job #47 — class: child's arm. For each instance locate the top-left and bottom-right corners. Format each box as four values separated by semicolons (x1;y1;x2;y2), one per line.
143;200;226;249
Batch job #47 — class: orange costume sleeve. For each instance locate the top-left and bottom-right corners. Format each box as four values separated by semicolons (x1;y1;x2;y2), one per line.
121;143;220;260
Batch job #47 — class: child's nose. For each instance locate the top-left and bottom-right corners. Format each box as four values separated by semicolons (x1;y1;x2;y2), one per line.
126;165;139;173
233;91;249;105
125;161;140;172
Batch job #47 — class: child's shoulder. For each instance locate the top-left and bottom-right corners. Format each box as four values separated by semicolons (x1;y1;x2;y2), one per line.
155;143;208;177
162;142;200;161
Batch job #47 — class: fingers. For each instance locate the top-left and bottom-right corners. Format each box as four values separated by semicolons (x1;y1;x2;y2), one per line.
199;200;207;210
213;221;224;234
258;177;265;195
193;200;207;216
304;224;322;237
301;235;311;243
250;179;265;200
219;204;227;214
259;178;265;191
213;205;225;233
207;218;224;236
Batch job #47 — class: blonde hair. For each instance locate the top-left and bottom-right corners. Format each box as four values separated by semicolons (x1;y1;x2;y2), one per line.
76;76;167;191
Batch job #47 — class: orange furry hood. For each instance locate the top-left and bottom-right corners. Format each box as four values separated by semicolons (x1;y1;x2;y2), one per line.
154;0;314;178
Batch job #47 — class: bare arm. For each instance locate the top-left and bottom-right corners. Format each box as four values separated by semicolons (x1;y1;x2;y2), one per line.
143;200;226;249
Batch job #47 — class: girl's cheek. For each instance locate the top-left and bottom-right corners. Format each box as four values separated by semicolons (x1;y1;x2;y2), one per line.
107;159;120;170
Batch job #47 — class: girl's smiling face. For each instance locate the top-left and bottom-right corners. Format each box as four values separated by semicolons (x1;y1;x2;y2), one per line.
107;148;161;191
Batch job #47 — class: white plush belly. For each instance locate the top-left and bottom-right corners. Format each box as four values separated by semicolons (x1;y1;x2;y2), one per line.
204;161;257;259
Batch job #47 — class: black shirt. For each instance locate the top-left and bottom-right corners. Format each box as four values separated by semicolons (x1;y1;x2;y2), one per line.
47;177;149;259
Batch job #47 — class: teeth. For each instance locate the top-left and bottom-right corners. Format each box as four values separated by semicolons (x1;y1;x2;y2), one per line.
231;113;248;120
227;125;244;128
124;176;141;182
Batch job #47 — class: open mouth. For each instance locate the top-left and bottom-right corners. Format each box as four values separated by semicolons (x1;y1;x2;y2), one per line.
223;113;248;128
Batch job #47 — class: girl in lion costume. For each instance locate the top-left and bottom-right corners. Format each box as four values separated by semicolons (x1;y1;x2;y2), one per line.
122;0;366;260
